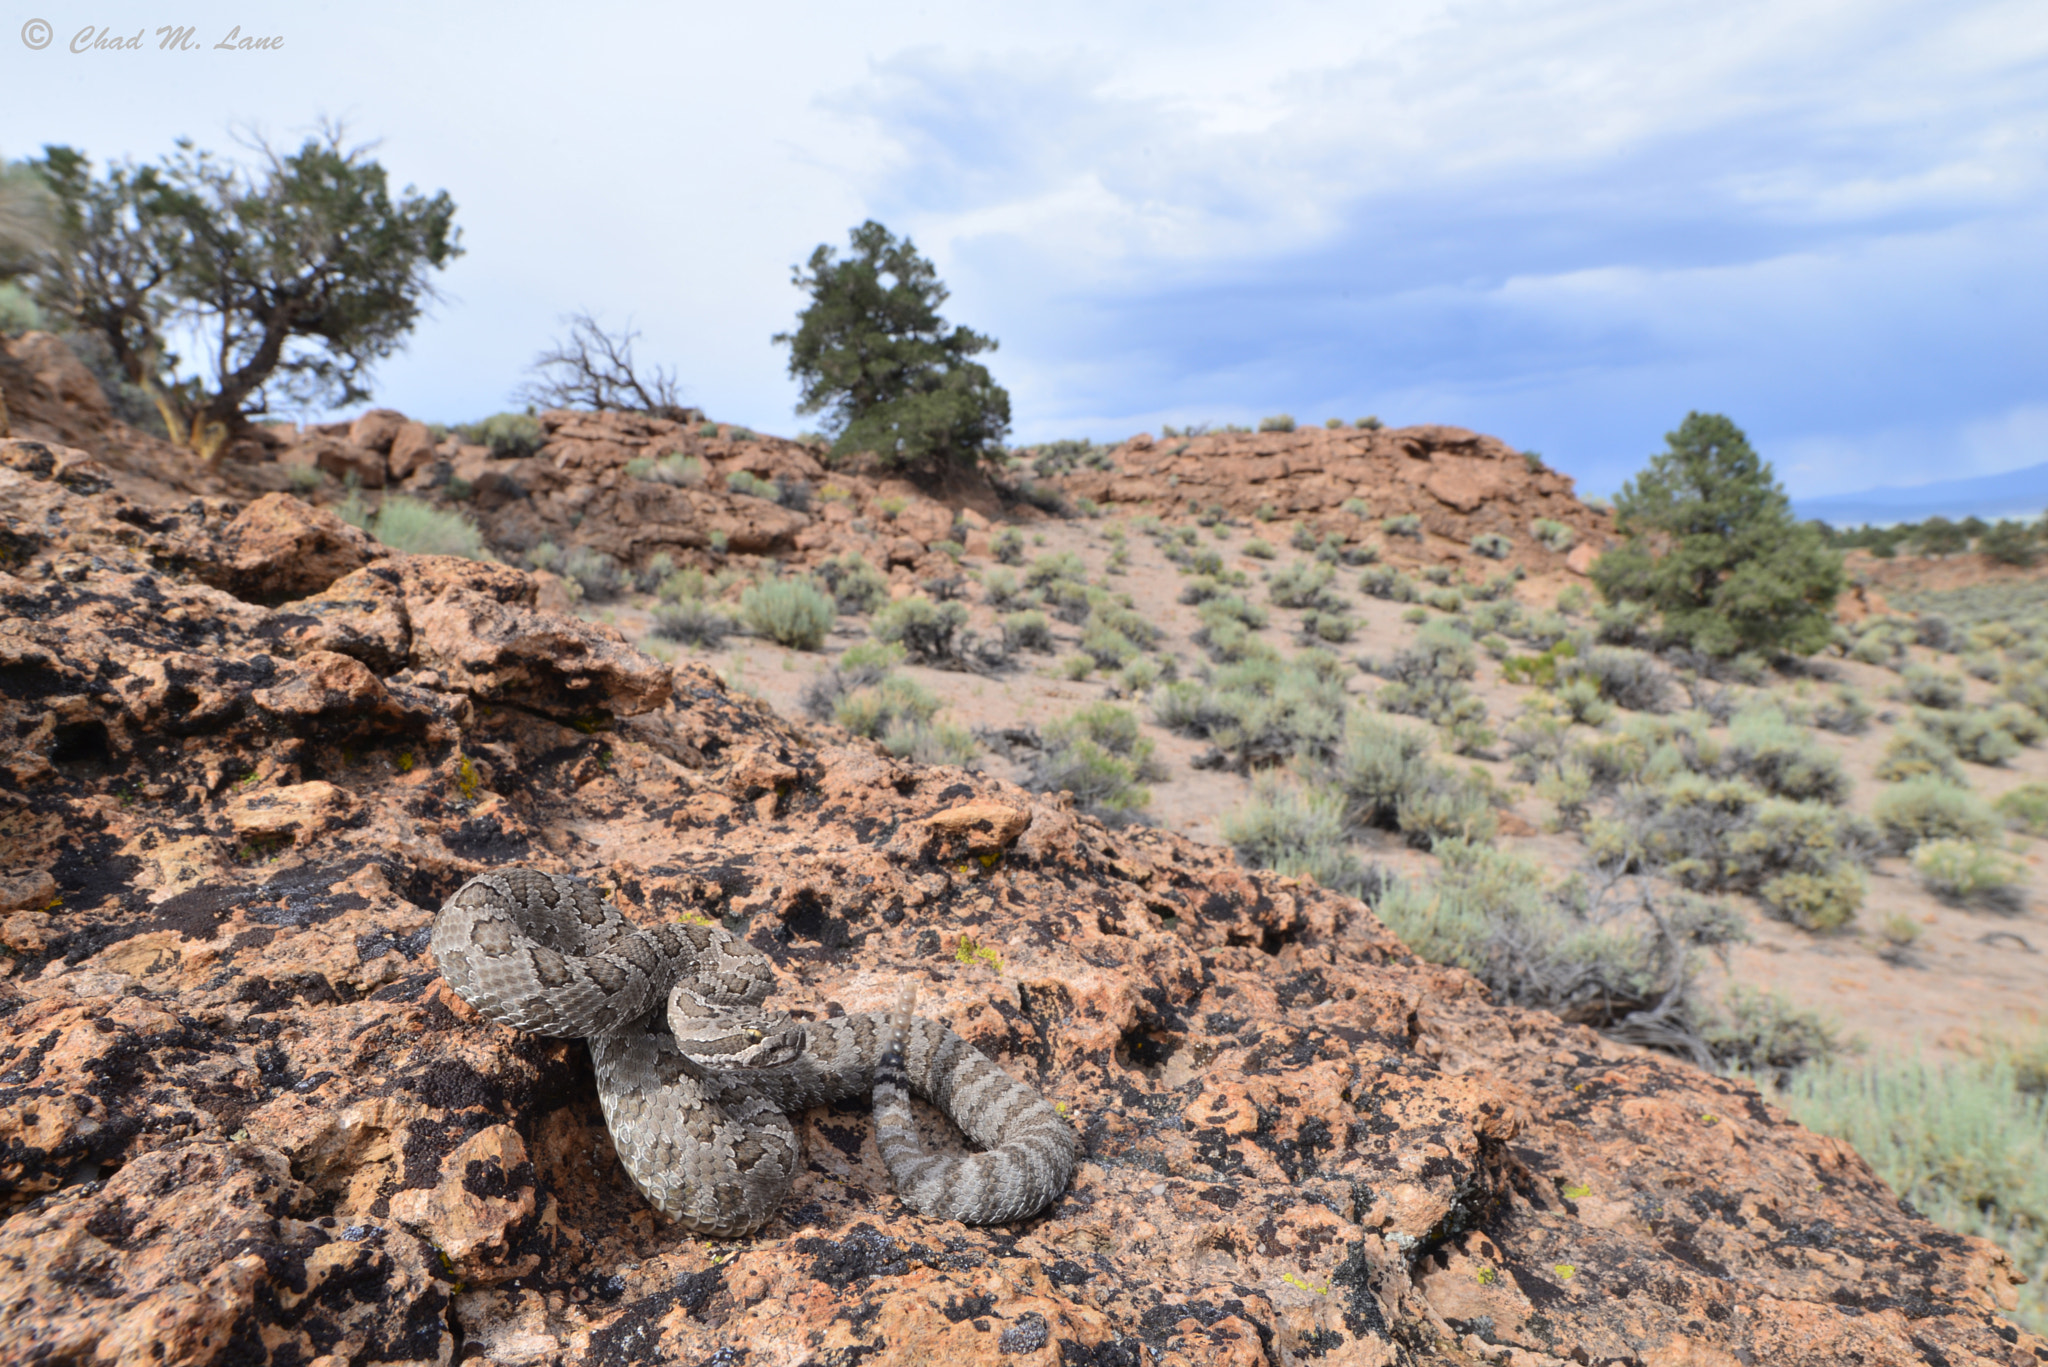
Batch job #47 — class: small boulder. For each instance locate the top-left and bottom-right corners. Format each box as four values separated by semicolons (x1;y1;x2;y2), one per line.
348;409;410;454
386;421;440;482
207;492;386;604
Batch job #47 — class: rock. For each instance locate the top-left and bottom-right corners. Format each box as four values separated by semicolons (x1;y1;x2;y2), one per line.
267;563;413;675
386;420;439;482
6;331;111;422
347;408;409;454
221;779;361;842
400;554;672;718
387;1124;545;1285
205;492;386;603
893;500;954;546
1566;542;1601;576
920;799;1031;853
300;433;388;489
1058;425;1611;576
0;869;57;912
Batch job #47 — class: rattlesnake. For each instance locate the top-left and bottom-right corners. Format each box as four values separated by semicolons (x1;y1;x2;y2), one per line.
431;868;1077;1236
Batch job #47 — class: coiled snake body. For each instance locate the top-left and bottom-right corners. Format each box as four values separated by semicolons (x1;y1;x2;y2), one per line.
431;869;1077;1236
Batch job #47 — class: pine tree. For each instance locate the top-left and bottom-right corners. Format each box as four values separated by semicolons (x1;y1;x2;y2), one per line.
775;221;1010;472
1592;412;1843;657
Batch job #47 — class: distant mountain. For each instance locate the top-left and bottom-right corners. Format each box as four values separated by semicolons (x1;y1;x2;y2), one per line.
1793;461;2048;528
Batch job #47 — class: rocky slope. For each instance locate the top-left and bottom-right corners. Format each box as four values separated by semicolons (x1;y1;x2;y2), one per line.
0;433;2040;1365
1061;425;1610;577
1;332;1617;595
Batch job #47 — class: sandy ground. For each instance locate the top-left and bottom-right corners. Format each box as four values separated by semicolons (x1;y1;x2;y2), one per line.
588;515;2048;1067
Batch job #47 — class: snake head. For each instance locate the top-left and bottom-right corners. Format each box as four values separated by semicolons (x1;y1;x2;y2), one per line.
673;1009;808;1070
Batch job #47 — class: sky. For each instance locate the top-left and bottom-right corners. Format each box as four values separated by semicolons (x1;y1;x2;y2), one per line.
3;0;2043;499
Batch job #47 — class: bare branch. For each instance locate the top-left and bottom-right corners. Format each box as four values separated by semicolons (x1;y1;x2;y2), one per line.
516;311;698;422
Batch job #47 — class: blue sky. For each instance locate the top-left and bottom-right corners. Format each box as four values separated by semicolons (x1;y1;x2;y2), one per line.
3;0;2043;497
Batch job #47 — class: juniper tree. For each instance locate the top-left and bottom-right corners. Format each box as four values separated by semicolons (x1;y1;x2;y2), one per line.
1592;412;1842;657
26;126;460;465
774;220;1009;472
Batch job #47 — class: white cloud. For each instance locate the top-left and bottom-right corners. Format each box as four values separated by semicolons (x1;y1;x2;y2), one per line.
0;0;2041;499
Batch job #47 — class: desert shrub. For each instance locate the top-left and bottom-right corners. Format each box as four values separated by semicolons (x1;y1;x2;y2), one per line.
1238;538;1273;560
1178;576;1229;606
1091;601;1161;649
1002;610;1054;653
283;462;324;495
1269;560;1339;610
1812;687;1873;735
1222;777;1378;897
1382;513;1422;539
1875;726;1966;784
1721;707;1849;803
627;452;705;487
1501;636;1579;687
813;644;942;739
1911;612;1959;652
1049;703;1157;767
1765;1046;2048;1332
1300;610;1356;644
992;527;1025;565
1079;621;1140;669
1557;645;1671;713
1259;413;1297;432
1873;777;2000;854
1913;706;2028;766
1152;654;1347;770
1593;600;1652;646
872;596;970;664
649;598;734;648
1754;859;1867;932
1029;708;1154;823
456;412;544;458
1372;621;1476;686
1616;776;1866;928
1978;519;2041;567
1912;839;2026;911
1329;716;1496;848
978;567;1023;609
1899;664;1967;710
881;719;978;767
1423;586;1465;614
1470;532;1513;560
1703;986;1840;1078
1996;783;2048;836
741;577;835;649
1531;518;1576;553
725;469;775;500
368;497;488;560
811;552;889;614
560;546;626;600
1358;565;1418;602
1341;497;1371;517
1375;843;1742;1046
1554;678;1616;727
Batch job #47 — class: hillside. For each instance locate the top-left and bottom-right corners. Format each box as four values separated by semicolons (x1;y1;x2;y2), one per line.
1;331;2043;1363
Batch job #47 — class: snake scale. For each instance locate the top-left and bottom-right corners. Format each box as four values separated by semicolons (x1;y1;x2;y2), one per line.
431;868;1078;1236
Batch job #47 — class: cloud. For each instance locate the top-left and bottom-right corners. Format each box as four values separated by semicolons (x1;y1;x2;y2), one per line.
4;0;2041;498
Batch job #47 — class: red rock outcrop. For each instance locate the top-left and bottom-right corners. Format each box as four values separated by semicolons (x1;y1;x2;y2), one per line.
1060;426;1614;575
0;438;2037;1365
